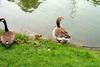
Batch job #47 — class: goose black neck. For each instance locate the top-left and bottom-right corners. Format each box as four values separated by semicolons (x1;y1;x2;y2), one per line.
56;19;61;27
3;19;9;32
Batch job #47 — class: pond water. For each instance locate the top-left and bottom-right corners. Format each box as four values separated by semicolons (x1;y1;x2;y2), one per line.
0;0;100;47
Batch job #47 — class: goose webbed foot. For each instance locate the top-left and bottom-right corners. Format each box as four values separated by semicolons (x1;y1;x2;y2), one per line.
60;40;67;44
56;39;61;43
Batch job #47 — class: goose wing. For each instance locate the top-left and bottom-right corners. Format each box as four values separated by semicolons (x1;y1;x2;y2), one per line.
58;28;71;38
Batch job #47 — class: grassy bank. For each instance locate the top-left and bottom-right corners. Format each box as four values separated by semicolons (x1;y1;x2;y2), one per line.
0;30;100;67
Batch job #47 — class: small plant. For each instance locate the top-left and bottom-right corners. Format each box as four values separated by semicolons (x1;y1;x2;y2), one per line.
15;33;29;44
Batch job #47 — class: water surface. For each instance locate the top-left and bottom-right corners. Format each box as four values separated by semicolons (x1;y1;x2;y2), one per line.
0;0;100;47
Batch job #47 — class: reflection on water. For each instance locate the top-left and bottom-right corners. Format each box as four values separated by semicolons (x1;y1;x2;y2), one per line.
70;0;100;18
87;0;100;6
8;0;45;12
70;0;78;18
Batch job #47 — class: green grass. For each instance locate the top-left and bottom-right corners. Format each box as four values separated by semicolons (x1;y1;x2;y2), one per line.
0;31;100;67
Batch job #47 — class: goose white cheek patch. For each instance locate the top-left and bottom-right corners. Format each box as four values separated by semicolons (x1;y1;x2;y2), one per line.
0;19;4;22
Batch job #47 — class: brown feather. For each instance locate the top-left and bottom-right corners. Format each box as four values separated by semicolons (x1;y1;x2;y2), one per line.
1;31;15;45
54;27;70;38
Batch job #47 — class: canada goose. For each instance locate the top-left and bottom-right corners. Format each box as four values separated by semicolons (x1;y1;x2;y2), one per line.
0;18;15;48
53;16;71;43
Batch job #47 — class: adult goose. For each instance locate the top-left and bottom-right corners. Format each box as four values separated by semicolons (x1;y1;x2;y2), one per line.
53;16;71;43
0;18;15;48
